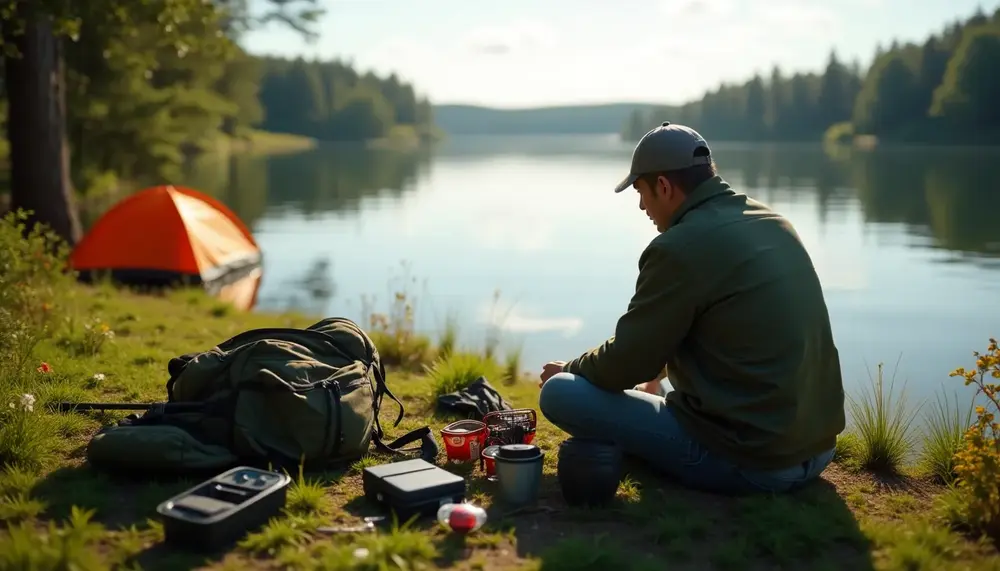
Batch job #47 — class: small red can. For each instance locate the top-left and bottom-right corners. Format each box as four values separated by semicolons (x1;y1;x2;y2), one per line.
481;445;501;480
440;420;487;462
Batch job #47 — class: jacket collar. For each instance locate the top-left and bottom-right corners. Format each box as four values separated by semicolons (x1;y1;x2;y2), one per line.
667;176;736;227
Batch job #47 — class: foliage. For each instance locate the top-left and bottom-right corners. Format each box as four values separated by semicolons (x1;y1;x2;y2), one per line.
425;351;501;397
437;312;459;359
0;231;997;568
0;210;75;338
0;0;436;201
364;291;434;371
930;24;1000;126
255;56;435;143
919;389;974;484
0;507;109;571
621;6;1000;145
823;121;855;145
623;50;863;142
834;431;862;466
503;344;523;385
843;361;919;474
0;210;75;471
947;338;1000;541
64;0;239;186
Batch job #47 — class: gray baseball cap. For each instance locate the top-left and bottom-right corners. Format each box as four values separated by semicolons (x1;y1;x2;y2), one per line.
614;121;713;193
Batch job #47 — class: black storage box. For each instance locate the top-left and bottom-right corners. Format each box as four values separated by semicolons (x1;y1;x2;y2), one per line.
156;466;291;551
362;458;466;521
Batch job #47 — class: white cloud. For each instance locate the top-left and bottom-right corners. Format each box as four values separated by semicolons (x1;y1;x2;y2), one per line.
461;21;559;56
481;306;584;337
758;1;841;32
353;0;852;106
660;0;738;20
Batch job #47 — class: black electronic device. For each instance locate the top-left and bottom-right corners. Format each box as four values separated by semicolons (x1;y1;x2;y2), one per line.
156;466;291;551
362;458;466;521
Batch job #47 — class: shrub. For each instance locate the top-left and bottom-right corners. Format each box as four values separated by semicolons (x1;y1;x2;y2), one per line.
947;338;1000;541
823;121;855;146
364;291;434;370
0;210;75;471
0;391;59;471
918;389;974;484
425;351;500;397
844;361;919;474
503;345;523;385
833;431;862;467
437;312;458;359
0;210;75;338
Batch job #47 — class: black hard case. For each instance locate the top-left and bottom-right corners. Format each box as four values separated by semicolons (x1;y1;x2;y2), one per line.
362;459;466;521
156;466;291;551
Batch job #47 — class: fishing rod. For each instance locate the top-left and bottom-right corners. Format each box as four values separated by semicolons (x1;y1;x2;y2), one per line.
49;401;206;413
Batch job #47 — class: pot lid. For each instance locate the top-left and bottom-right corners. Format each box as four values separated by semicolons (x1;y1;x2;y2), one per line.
497;444;540;460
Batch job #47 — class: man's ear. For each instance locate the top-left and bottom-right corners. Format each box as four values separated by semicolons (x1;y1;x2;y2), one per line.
656;175;670;197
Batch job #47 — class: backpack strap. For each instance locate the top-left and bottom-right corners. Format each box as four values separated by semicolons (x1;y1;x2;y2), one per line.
369;357;439;463
372;426;439;464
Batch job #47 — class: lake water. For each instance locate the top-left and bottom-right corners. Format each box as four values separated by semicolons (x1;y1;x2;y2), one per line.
157;136;1000;410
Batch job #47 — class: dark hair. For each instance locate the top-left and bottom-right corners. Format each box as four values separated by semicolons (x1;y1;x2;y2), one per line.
638;146;717;195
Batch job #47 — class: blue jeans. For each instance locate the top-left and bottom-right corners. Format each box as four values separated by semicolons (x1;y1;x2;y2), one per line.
538;372;835;495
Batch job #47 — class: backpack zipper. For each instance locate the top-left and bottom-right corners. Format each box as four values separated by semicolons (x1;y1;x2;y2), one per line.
327;381;343;458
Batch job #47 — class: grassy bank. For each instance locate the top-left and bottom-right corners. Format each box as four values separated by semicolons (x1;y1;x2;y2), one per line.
201;129;318;157
1;212;999;570
0;129;315;212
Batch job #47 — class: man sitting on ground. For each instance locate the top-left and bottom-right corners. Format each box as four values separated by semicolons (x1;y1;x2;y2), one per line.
537;122;845;495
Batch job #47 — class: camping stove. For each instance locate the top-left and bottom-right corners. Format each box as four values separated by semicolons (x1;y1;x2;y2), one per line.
480;408;537;475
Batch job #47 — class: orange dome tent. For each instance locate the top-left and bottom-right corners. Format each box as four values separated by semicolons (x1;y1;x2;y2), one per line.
70;185;263;300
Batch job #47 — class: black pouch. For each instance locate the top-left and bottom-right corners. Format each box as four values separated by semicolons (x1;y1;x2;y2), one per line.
361;459;466;522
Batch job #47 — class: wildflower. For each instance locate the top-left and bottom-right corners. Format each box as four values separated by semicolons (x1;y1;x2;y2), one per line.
37;362;52;373
18;393;35;413
92;373;106;382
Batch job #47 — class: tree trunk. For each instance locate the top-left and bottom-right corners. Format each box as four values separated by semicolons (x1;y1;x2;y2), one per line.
3;3;82;246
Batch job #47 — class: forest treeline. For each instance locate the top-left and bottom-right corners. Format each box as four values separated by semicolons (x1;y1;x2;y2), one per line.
0;14;434;189
0;0;435;249
255;57;435;143
622;6;1000;145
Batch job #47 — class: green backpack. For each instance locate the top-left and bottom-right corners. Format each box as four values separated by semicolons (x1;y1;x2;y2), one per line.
85;317;436;476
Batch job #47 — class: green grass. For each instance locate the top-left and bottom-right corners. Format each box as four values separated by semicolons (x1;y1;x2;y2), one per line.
843;360;921;475
208;129;317;157
503;344;523;385
918;389;975;484
425;351;501;397
437;312;459;359
0;226;998;570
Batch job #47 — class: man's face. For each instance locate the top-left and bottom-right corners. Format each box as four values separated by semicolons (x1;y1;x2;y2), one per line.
634;175;681;232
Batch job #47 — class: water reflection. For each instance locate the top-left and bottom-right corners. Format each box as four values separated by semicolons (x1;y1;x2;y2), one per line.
208;267;263;312
257;257;337;315
181;145;432;227
75;137;1000;335
722;144;1000;260
177;141;1000;263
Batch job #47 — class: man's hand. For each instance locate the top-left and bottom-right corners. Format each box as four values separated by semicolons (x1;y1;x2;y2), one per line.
633;366;668;395
633;380;663;395
539;361;567;387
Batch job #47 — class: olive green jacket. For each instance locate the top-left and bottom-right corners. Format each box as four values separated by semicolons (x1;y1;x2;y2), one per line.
563;176;845;470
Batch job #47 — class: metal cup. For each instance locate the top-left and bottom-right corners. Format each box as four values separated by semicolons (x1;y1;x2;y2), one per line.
494;444;544;507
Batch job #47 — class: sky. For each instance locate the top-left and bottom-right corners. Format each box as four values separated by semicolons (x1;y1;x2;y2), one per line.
241;0;998;108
